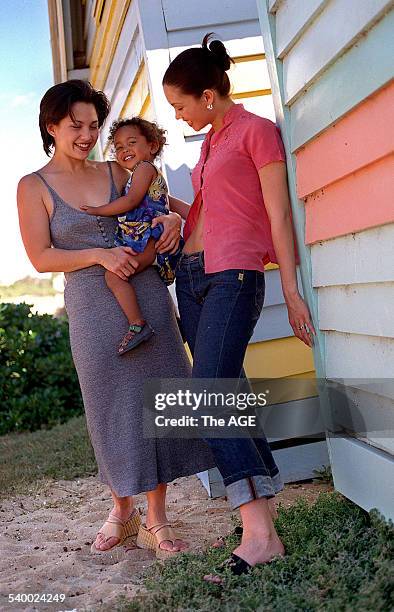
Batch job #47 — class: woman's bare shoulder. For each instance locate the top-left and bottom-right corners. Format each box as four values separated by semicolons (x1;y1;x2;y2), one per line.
107;160;130;190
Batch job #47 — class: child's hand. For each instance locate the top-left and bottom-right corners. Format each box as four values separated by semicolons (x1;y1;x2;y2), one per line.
80;205;97;215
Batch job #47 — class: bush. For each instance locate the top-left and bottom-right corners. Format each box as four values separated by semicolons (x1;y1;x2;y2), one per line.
0;302;83;434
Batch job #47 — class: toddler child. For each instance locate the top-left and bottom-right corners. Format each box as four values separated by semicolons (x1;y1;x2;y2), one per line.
81;117;182;355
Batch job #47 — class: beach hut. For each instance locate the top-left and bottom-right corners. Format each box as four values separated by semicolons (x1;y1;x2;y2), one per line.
257;0;394;520
47;0;330;496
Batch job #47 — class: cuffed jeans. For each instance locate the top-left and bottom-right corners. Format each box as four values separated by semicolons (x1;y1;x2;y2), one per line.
176;251;283;509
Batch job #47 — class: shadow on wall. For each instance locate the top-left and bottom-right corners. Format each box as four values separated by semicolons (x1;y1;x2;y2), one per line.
165;163;195;203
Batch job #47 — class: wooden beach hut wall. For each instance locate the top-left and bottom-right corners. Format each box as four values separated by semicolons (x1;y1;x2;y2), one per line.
256;0;394;520
47;0;330;495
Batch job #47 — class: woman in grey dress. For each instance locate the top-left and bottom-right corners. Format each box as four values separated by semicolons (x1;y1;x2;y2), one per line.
17;80;214;556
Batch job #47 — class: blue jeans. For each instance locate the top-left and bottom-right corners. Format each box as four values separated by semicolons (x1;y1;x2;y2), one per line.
175;251;283;509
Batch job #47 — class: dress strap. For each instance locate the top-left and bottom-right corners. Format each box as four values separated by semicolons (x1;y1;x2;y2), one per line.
33;171;57;195
107;161;120;199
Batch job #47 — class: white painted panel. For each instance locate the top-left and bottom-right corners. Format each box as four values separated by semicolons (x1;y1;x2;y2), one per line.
328;435;394;520
162;0;258;31
103;1;140;97
273;441;329;483
100;31;145;148
236;95;276;121
167;20;262;49
283;0;393;104
311;224;394;287
259;267;303;308
229;58;271;93
169;35;264;61
319;283;394;338
328;385;394;454
251;267;304;341
259;395;323;441
290;9;394;148
325;332;394;378
276;0;327;58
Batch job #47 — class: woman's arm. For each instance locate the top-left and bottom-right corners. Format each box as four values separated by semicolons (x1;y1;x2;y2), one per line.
168;194;191;220
259;162;316;347
80;162;156;216
151;211;182;254
17;175;138;281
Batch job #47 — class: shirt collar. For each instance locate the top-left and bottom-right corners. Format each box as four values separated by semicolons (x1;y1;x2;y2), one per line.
206;103;245;142
222;103;245;126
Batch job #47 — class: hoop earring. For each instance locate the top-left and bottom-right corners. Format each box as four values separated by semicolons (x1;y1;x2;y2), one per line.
207;103;213;110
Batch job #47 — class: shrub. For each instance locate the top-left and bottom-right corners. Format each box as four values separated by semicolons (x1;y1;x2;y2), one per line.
0;302;83;434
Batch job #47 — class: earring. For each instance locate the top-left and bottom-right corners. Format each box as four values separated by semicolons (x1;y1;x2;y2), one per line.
207;103;213;110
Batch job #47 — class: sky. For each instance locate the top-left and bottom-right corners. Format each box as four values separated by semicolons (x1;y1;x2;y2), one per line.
0;0;53;284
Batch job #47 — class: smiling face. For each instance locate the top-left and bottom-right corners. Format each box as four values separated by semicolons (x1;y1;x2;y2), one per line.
113;125;158;171
46;101;99;159
163;84;214;132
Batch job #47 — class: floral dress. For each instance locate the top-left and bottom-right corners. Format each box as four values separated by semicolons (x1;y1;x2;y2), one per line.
114;161;183;285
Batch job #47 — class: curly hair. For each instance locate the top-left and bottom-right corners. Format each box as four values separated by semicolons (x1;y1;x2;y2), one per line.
107;117;167;158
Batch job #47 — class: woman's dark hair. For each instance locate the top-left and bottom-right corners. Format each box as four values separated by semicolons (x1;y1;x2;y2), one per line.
107;117;167;157
162;33;234;98
39;80;110;156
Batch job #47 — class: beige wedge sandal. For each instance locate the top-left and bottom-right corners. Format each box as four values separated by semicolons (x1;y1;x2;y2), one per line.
91;508;141;554
136;522;187;560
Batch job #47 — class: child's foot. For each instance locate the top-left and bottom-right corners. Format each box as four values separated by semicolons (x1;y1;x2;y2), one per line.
118;322;154;355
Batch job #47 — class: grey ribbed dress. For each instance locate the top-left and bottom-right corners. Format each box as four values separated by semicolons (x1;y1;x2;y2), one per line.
35;163;215;496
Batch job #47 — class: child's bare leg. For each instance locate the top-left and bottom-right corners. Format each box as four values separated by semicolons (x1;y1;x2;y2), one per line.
105;240;157;355
105;270;143;325
133;238;157;274
105;240;156;323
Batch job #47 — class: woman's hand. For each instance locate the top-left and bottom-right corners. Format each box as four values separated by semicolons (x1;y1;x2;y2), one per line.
152;212;182;254
285;291;316;347
98;246;139;281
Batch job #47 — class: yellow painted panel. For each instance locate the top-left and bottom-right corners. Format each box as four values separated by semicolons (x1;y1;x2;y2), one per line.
229;57;271;95
90;0;132;89
120;63;149;118
244;337;315;378
140;97;155;122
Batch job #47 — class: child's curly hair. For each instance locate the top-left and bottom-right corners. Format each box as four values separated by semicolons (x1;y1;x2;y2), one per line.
107;117;167;157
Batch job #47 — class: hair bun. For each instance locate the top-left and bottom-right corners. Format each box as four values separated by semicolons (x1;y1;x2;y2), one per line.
202;33;232;71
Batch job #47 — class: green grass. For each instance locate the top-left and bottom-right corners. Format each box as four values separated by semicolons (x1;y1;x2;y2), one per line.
0;415;96;498
0;276;57;298
115;493;394;612
1;419;393;610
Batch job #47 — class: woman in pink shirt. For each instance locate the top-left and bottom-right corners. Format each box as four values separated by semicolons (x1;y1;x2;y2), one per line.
163;35;316;577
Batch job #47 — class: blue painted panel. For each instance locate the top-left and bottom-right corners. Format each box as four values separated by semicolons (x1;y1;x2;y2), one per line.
256;0;326;377
290;9;394;150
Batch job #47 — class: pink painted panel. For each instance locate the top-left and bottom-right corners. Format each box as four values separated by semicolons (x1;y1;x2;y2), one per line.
305;154;394;244
296;82;394;198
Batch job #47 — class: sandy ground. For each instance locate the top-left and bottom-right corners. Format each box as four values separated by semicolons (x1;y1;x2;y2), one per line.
0;475;332;612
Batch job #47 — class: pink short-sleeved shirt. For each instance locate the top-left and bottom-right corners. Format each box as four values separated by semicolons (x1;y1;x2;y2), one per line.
184;104;286;274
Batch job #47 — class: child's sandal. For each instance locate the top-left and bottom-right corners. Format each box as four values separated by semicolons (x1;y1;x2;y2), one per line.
118;322;154;355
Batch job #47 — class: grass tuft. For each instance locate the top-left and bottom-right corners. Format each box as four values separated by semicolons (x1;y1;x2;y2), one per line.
0;415;96;498
115;493;394;611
